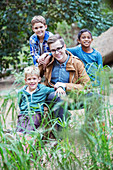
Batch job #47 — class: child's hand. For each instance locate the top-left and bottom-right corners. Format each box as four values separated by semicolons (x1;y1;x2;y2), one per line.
55;87;66;97
38;52;51;66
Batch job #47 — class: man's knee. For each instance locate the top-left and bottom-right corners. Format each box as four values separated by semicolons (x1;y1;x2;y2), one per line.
46;92;62;104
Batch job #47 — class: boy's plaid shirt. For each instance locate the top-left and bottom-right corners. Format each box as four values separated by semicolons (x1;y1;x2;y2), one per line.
29;31;53;66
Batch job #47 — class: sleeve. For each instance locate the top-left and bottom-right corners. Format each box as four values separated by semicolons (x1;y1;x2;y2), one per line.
29;37;40;66
46;87;55;94
65;61;90;91
97;52;103;68
66;47;78;56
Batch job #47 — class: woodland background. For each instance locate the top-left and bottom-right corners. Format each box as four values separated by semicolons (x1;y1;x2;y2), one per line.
0;0;113;77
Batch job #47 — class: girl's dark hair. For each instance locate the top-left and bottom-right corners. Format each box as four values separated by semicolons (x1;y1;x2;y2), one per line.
78;29;92;40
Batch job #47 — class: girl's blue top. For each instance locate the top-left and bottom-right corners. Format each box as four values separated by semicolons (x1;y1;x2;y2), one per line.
67;45;103;86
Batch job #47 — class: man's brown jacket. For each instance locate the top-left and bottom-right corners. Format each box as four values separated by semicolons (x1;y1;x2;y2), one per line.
39;51;90;92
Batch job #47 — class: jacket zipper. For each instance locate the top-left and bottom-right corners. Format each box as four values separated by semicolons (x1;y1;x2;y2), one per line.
31;93;32;102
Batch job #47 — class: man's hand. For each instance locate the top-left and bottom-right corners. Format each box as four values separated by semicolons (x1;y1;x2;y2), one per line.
37;52;51;70
54;82;66;90
55;87;66;97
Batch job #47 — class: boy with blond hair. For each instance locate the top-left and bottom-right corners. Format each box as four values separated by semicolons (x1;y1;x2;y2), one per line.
29;15;53;67
16;65;65;134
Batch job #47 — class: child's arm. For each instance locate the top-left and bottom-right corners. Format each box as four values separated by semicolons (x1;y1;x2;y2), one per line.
46;86;66;97
38;53;52;70
29;41;39;66
66;47;78;56
29;31;53;66
29;41;52;68
97;52;103;68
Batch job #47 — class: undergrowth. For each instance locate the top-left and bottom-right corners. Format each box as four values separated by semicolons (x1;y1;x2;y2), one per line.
0;66;113;170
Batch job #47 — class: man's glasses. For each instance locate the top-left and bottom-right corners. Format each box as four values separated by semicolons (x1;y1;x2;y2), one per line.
50;46;64;54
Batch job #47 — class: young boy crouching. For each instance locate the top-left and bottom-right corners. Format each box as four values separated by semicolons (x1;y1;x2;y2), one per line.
15;65;65;153
16;65;65;134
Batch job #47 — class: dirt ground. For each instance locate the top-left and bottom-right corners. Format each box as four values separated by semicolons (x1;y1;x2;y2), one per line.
0;76;15;94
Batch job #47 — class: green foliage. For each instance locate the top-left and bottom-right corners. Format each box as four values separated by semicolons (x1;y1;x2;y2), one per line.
55;21;74;47
103;0;113;8
0;67;113;169
0;0;113;72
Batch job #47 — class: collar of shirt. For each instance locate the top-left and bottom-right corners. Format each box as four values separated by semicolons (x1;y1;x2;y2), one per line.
23;85;40;94
34;31;50;43
51;54;70;84
54;53;70;67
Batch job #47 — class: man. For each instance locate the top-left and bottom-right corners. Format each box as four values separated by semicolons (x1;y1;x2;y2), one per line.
39;34;90;127
39;34;90;90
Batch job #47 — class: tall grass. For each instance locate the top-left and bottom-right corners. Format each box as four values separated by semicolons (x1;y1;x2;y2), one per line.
0;67;113;169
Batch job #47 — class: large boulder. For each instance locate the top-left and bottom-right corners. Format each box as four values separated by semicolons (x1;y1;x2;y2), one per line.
92;27;113;65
